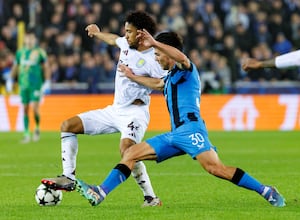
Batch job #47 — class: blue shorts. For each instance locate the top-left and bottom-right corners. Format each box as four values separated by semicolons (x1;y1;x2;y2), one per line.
146;122;217;162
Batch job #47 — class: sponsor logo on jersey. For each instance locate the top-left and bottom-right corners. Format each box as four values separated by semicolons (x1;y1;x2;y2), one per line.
136;58;145;68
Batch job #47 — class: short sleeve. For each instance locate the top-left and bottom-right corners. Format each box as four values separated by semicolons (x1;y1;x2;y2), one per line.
115;37;126;49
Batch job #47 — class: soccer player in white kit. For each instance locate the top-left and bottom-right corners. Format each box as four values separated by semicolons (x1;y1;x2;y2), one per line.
41;11;166;207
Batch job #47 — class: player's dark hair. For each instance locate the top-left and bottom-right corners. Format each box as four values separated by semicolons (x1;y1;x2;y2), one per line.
155;31;183;51
25;27;36;35
125;11;156;36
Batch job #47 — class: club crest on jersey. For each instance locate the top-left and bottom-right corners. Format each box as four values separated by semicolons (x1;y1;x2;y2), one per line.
136;58;145;68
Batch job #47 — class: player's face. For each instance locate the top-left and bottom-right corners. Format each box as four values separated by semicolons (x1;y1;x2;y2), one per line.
155;49;172;70
124;22;139;49
24;33;37;49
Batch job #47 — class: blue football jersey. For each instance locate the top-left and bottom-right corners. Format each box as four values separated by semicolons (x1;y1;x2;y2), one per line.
163;62;202;130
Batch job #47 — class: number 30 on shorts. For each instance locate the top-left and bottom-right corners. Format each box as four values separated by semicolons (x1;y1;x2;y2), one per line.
189;133;205;149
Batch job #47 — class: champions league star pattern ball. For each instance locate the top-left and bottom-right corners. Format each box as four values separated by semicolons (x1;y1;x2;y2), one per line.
35;184;63;206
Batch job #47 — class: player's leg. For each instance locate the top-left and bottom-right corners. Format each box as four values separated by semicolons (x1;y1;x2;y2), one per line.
195;149;286;207
120;138;161;207
20;89;30;143
76;141;157;206
118;106;161;207
76;132;182;206
60;116;83;179
31;88;43;141
21;103;30;143
32;101;41;141
41;116;83;191
42;107;117;191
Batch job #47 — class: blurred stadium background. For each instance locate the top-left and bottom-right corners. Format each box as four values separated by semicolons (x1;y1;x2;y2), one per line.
1;3;300;218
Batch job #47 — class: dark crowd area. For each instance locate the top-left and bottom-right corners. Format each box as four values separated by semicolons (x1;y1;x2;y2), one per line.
1;0;300;94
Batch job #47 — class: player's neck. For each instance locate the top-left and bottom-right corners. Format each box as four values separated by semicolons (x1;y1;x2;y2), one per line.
137;44;152;52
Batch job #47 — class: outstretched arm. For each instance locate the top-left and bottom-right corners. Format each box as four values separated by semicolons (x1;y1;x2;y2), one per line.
242;58;275;71
242;49;300;71
118;64;164;92
85;24;119;46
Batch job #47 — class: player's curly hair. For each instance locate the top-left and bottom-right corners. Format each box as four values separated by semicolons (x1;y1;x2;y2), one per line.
155;31;183;51
125;11;156;36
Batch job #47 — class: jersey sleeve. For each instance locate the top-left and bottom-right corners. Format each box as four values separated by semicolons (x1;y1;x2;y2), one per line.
170;62;195;84
148;61;167;78
115;37;126;49
275;49;300;68
146;51;167;78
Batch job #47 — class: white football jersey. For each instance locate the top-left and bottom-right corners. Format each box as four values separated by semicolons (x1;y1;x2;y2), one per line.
113;37;167;108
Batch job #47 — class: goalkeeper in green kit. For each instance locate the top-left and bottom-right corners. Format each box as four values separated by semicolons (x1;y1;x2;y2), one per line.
7;29;51;143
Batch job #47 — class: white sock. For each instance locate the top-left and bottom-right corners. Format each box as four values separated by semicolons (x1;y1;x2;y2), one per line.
132;161;156;198
261;186;271;199
61;132;78;180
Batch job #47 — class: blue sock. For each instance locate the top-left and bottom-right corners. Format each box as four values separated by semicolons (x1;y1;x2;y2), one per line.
232;168;265;194
100;164;131;195
237;173;265;194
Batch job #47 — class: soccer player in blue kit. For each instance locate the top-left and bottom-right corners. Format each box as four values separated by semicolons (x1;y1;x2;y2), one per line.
75;30;286;207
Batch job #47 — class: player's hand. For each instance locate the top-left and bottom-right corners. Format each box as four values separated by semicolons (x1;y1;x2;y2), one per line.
118;64;135;79
85;24;101;37
5;77;13;93
137;29;156;48
41;80;51;94
242;58;262;71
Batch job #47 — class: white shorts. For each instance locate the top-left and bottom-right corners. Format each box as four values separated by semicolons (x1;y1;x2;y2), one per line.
77;104;150;143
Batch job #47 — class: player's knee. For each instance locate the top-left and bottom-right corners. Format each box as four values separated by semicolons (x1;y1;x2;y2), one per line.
120;138;136;157
60;116;83;133
60;119;72;132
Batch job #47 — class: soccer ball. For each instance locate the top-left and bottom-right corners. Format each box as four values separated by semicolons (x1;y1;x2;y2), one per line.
35;184;63;206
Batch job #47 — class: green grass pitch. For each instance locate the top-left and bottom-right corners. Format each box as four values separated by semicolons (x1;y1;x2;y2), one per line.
0;131;299;220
